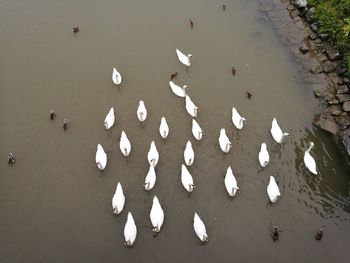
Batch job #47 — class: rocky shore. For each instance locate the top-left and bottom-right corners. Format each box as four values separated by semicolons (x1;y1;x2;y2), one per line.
260;0;350;161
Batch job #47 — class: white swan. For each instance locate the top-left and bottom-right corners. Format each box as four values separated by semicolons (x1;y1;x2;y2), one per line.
95;144;107;170
270;118;289;144
145;165;156;191
150;196;164;233
192;119;203;141
104;107;115;130
159;117;169;139
193;213;208;242
112;67;122;86
147;141;159;167
258;143;270;168
184;140;194;166
119;131;131;157
181;164;195;192
137;100;147;123
218;128;232;153
185;95;198;118
267;176;281;203
112;182;125;215
224;166;240;197
304;142;317;175
169;81;187;97
231;107;246;130
124;212;137;247
176;48;192;67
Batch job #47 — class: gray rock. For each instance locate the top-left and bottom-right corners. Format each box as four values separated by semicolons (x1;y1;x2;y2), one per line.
337;85;349;94
319;33;329;40
325;48;340;61
328;99;340;105
291;9;300;18
322;61;337;73
315;43;325;53
335;116;350;130
311;22;319;32
331;110;342;117
305;7;315;22
293;0;308;8
343;101;350;111
287;5;295;11
336;94;350;102
313;114;339;135
314;89;324;98
343;78;350;84
309;32;318;40
310;65;323;74
299;45;309;54
315;38;322;44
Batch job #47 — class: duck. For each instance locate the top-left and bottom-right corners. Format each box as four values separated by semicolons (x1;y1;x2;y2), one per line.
270;118;289;144
184;140;194;166
224;166;240;197
169;81;187;98
137;100;147;125
49;109;56;120
185;95;198;118
147;141;159;167
176;49;192;67
63;119;68;130
8;153;16;165
267;176;281;203
112;182;125;215
124;212;137;247
193;213;208;242
304;142;317;175
271;226;279;242
150;196;164;233
119;131;131;157
170;71;178;80
218;128;232;153
222;4;226;11
95;144;107;170
112;67;122;86
190;18;194;29
159;117;169;139
72;26;79;33
315;229;323;240
258;143;270;168
145;165;156;191
231;65;236;75
104;107;115;130
181;164;195;192
245;90;252;99
231;107;246;130
192;119;203;141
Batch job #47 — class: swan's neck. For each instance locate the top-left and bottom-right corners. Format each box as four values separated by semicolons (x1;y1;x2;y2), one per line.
307;144;313;153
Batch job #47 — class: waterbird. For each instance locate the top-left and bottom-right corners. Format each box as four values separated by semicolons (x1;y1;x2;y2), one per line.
315;229;323;240
137;100;147;126
72;26;79;34
184;140;194;166
193;213;208;243
150;196;164;233
112;182;125;215
223;4;226;11
169;81;187;98
49;109;56;120
267;176;281;203
63;119;68;130
190;18;194;29
192;119;203;141
145;165;156;191
218;128;232;153
147;141;159;167
112;67;122;86
104;107;115;130
176;49;192;67
124;212;137;247
181;164;195;193
119;131;131;157
95;144;107;170
271;226;279;242
8;153;16;165
224;166;240;197
258;143;270;168
231;107;246;130
245;90;252;99
231;65;236;75
159;117;169;140
304;142;317;175
185;95;198;118
170;71;178;80
270;118;289;144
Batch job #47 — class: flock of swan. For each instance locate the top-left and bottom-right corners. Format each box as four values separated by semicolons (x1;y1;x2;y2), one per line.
94;48;319;247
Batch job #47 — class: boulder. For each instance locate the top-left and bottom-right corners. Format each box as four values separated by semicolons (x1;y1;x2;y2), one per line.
336;94;350;103
325;48;340;61
331;110;342;117
310;65;323;74
299;45;309;54
305;7;315;22
319;33;329;40
293;0;308;8
309;32;318;40
314;89;324;98
291;9;300;18
313;114;339;135
337;85;349;94
335;116;350;130
343;101;350;112
311;22;319;32
322;61;337;73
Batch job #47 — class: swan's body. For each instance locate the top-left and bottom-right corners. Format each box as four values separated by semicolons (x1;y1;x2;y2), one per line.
104;107;115;130
147;141;159;167
304;142;317;175
176;49;192;67
112;182;125;215
258;143;270;168
192;119;203;141
124;212;137;247
271;118;289;144
185;95;198;118
119;131;131;157
159;117;169;139
112;67;122;86
150;196;164;233
181;164;194;192
231;107;246;130
267;176;281;203
224;166;240;197
137;100;147;123
145;165;156;191
169;81;187;97
193;213;208;242
184;140;194;166
218;128;232;153
95;144;107;170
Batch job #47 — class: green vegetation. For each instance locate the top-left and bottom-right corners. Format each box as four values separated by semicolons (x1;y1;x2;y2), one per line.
308;0;350;72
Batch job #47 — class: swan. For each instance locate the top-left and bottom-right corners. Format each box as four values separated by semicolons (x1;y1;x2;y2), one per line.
267;176;281;203
258;143;270;168
181;164;195;192
119;131;131;157
104;107;115;130
159;117;169;139
224;166;240;197
147;141;159;167
192;119;203;141
184;140;194;166
218;128;232;153
176;48;192;67
304;142;317;175
112;182;125;215
137;100;147;124
150;196;164;233
169;81;187;98
231;107;246;130
112;67;122;86
270;118;289;144
124;212;137;247
96;144;107;170
145;165;156;191
185;95;198;118
193;213;208;242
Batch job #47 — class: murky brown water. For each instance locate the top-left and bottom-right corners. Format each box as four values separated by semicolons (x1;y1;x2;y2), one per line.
0;0;349;262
